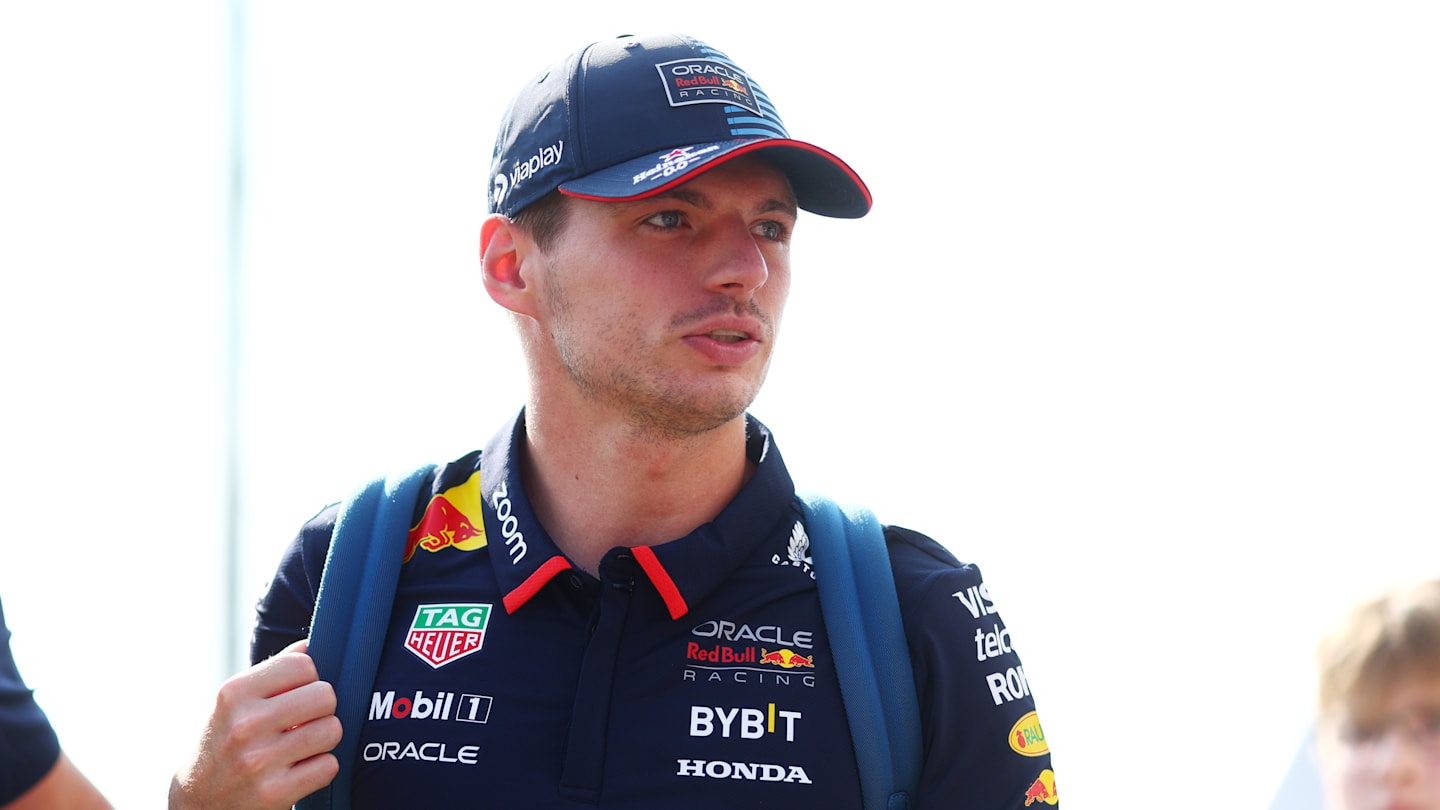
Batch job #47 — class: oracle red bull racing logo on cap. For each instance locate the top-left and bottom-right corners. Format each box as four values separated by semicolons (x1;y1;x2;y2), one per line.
404;472;487;562
1023;768;1059;806
655;58;762;116
1008;710;1050;757
404;603;492;668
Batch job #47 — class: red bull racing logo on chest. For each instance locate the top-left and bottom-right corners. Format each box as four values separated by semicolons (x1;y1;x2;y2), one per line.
405;603;492;668
404;472;487;562
683;619;820;689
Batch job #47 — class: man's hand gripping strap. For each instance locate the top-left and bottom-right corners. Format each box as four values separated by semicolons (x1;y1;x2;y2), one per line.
298;463;436;810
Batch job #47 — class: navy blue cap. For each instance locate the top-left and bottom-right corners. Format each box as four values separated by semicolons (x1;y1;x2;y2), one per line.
487;34;872;219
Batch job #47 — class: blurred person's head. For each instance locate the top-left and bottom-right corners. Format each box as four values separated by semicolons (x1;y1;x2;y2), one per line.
1317;578;1440;810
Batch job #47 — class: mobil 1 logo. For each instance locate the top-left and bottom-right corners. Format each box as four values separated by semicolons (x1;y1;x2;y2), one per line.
370;689;494;724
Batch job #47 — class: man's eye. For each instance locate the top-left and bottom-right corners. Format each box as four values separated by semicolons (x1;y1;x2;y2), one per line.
756;221;788;241
646;211;683;228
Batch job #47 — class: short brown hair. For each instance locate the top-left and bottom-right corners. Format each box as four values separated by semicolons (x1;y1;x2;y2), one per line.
1317;578;1440;722
509;190;570;252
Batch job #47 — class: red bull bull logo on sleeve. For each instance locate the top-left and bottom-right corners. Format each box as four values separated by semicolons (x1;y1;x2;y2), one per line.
404;603;492;668
1022;769;1058;806
404;472;488;562
1008;710;1050;757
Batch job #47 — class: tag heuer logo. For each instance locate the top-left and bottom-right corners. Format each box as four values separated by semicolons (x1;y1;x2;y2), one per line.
404;603;492;668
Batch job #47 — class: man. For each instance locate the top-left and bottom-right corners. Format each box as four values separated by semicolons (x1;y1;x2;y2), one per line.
1313;578;1440;810
171;33;1056;808
1;595;112;810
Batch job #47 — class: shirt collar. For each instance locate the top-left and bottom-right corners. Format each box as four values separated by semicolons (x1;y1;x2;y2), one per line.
481;409;796;617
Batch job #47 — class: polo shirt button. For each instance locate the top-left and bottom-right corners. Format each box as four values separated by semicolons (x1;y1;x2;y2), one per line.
568;574;584;589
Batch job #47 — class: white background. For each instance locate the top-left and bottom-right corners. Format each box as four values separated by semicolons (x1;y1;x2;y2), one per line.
2;3;1438;808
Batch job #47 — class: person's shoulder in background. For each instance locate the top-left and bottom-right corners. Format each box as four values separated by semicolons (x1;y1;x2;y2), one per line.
1;596;111;810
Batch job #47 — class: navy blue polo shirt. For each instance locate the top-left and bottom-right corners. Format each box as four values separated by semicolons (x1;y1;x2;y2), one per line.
254;412;1058;808
0;596;62;804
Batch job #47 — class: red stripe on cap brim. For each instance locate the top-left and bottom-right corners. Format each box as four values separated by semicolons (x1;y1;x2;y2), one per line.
559;138;872;219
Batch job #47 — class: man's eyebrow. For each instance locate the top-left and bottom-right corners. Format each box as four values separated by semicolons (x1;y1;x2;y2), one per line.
757;196;799;217
652;187;799;217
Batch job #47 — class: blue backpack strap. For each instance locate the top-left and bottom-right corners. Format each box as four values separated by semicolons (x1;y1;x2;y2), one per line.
297;463;436;810
802;493;923;810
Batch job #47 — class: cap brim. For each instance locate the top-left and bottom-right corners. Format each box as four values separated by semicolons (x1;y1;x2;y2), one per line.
557;138;872;219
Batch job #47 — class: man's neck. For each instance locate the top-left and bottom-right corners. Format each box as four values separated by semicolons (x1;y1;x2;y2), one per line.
519;404;753;576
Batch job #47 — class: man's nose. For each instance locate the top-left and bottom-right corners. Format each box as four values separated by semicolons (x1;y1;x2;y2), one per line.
703;217;770;294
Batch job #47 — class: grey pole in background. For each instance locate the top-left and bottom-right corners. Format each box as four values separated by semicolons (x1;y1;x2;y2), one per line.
222;0;247;679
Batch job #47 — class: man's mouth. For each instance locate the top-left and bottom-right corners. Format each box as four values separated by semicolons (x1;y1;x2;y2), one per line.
707;329;750;344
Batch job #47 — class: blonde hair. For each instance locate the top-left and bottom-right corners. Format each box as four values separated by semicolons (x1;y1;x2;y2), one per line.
1317;578;1440;723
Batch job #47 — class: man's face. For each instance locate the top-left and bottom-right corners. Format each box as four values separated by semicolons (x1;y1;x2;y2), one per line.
526;155;797;438
1321;676;1440;810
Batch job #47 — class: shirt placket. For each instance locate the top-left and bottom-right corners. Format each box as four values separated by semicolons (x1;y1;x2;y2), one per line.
557;548;640;803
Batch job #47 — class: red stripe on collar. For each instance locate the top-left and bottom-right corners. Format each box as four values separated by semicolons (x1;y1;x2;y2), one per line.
502;555;572;614
633;545;688;620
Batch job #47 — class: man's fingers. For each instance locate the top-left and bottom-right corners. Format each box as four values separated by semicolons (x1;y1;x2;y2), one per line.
242;750;340;810
283;751;341;804
275;714;344;764
253;728;342;809
268;678;338;732
170;639;343;810
251;644;322;698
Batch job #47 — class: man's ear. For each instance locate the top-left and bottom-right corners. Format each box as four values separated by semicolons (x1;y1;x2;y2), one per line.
481;214;539;317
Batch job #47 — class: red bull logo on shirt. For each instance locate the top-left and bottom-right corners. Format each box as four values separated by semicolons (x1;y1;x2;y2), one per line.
759;649;814;669
404;472;487;562
404;603;492;668
1008;711;1049;757
1022;769;1058;806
